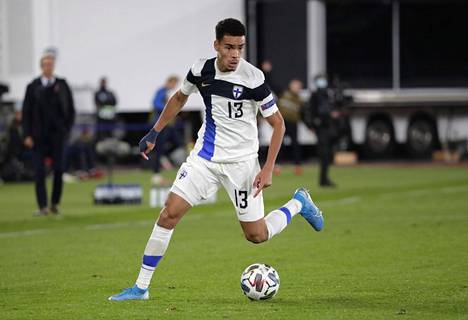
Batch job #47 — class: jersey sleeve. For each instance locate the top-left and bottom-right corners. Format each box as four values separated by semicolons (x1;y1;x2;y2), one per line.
252;82;278;118
180;59;207;96
180;69;198;96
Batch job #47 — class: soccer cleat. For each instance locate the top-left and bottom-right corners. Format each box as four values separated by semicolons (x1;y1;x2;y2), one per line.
108;285;149;301
293;188;324;231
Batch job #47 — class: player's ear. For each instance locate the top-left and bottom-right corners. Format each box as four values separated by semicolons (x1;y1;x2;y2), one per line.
214;40;219;52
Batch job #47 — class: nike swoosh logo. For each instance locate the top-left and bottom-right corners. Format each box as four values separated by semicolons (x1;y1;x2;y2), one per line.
201;82;211;87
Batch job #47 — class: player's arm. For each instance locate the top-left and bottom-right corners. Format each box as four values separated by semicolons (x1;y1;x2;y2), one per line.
253;111;285;197
139;90;189;160
153;90;188;132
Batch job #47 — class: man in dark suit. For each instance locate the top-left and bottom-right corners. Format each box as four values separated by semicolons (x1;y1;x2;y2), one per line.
22;55;75;215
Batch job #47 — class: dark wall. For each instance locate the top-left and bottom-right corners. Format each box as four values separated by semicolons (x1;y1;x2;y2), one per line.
327;0;468;88
253;0;308;94
400;2;468;87
326;2;392;88
248;0;468;90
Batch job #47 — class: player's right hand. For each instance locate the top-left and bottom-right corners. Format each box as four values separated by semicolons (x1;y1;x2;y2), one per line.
138;129;159;160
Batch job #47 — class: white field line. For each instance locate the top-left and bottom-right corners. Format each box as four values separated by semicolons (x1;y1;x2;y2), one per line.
0;213;204;239
0;220;153;239
320;197;361;207
440;186;468;194
0;229;49;239
85;220;152;230
378;184;468;199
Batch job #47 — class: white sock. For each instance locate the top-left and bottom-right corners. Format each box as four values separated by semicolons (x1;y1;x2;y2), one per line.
265;199;302;239
135;224;174;290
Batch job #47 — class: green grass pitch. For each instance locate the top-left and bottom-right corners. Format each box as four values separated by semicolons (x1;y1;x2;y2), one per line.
0;164;467;319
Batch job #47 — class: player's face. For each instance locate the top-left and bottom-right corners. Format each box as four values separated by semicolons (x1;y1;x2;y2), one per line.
214;35;245;72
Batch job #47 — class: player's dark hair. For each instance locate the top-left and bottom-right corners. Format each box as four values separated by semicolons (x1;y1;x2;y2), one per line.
215;18;246;40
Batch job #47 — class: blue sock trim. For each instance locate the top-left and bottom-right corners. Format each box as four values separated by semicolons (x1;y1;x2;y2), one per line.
143;255;162;267
279;207;292;225
141;265;155;272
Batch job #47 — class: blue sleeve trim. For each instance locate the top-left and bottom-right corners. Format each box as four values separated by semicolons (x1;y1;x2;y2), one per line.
261;98;276;111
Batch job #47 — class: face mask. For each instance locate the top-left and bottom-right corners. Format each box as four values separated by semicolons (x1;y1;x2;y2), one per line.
315;78;328;89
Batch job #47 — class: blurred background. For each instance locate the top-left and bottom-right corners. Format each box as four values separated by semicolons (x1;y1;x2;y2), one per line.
1;0;468;185
1;2;467;318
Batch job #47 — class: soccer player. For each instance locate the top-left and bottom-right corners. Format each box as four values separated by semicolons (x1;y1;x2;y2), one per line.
109;18;324;301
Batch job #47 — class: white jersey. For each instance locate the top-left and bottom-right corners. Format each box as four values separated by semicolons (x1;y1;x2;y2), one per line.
180;57;278;163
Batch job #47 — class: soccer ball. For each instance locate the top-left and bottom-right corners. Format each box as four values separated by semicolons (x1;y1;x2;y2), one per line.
240;263;280;301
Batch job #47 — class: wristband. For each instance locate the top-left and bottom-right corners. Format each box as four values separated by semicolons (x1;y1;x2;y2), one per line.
139;129;159;153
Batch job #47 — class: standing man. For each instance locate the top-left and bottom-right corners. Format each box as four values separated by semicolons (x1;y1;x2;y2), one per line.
22;55;75;215
307;74;338;187
109;18;324;301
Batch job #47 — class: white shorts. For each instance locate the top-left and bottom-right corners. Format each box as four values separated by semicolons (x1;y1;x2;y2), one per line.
170;154;264;222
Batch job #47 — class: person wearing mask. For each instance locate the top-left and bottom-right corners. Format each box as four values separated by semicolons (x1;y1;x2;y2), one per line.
306;74;339;187
22;55;75;215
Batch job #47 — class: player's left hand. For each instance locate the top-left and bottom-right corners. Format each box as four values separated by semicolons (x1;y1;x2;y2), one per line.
138;129;159;160
253;167;273;198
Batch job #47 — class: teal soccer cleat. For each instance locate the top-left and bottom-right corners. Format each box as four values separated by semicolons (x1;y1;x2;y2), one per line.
108;285;149;301
293;188;324;231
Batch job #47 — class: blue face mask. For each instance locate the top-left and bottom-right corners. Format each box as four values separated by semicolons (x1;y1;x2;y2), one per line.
315;78;328;89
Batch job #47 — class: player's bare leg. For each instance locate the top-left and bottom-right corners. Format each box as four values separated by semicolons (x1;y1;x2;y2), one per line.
240;219;269;243
239;189;323;244
156;192;192;229
109;192;191;301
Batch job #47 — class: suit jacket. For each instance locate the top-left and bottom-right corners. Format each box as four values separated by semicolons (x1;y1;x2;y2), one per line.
22;77;75;142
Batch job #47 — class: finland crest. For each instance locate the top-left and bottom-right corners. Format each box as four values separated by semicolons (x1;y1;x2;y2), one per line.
232;85;243;99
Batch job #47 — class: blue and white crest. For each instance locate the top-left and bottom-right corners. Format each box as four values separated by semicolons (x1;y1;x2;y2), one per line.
178;169;187;180
232;85;243;99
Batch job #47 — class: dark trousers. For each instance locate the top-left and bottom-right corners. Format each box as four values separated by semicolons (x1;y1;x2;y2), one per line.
152;125;183;174
31;135;66;209
65;141;95;172
284;121;301;165
316;127;334;184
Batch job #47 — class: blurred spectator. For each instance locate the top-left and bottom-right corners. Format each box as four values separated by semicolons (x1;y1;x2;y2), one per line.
64;125;103;182
277;79;305;175
304;74;339;187
22;55;75;215
330;75;352;150
150;75;184;185
0;111;34;182
94;77;118;141
260;60;281;97
0;82;8;99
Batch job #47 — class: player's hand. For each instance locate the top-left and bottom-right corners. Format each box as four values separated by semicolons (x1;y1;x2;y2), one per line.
252;167;273;198
24;136;34;149
138;129;159;160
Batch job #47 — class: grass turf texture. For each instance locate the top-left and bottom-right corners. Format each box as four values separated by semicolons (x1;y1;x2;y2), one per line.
0;165;467;319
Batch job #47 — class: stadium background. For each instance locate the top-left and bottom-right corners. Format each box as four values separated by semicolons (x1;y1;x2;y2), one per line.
0;0;467;319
